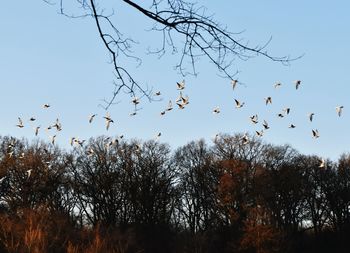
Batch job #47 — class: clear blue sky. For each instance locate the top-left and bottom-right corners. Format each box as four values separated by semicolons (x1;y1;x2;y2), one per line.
1;1;349;160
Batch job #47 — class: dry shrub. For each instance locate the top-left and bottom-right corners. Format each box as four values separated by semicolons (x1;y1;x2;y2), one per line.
0;207;75;253
0;213;21;253
66;224;141;253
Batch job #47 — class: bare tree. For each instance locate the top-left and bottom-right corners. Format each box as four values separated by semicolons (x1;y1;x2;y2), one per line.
174;139;218;233
46;0;298;108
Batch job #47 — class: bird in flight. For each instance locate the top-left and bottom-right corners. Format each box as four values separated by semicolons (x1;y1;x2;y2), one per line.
166;100;173;111
29;117;36;122
50;135;56;145
289;124;296;129
234;99;245;108
43;104;50;109
181;95;189;105
308;113;315;122
212;133;220;142
131;97;140;105
70;137;75;146
16;117;24;128
250;114;258;124
256;130;264;137
176;102;186;109
231;79;238;90
52;118;62;131
283;108;290;115
175;92;183;103
265;97;272;105
312;129;320;138
242;134;249;145
262;120;270;130
34;126;40;136
294;80;301;89
103;112;114;130
177;80;185;90
155;132;161;141
336;106;344;117
89;114;97;123
274;82;282;89
213;106;220;114
154;91;161;96
26;169;32;179
75;138;86;147
319;158;326;168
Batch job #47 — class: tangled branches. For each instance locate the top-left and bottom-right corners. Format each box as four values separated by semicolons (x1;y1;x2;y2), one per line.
51;0;298;108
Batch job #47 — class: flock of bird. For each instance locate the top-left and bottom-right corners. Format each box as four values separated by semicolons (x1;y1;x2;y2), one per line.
4;79;345;175
212;79;343;168
221;79;344;142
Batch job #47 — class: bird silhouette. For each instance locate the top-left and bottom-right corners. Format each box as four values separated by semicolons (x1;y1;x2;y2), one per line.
312;129;320;138
234;99;245;108
89;114;97;123
262;120;270;130
181;95;189;105
213;106;220;114
155;132;161;141
176;102;186;109
175;92;183;103
250;114;258;124
176;80;185;90
265;97;272;105
34;126;40;136
336;106;344;117
295;80;301;89
283;108;290;115
242;134;249;145
16;117;24;128
70;137;75;146
231;79;238;90
50;135;56;145
103;112;114;130
274;82;282;89
309;113;315;122
131;97;140;105
256;130;264;137
166;100;173;111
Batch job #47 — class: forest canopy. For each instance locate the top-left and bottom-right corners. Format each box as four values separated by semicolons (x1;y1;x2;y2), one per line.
0;133;349;253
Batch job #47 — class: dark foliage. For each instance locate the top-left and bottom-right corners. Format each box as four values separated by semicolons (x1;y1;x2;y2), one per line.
0;134;349;252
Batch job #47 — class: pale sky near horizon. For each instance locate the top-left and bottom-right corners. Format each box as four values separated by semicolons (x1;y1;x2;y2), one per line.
1;1;349;160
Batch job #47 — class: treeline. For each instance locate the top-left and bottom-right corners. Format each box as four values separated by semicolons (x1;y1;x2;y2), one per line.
0;134;350;253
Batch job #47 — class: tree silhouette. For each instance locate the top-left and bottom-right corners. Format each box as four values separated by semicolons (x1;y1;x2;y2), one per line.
47;0;297;107
174;139;218;234
1;134;350;252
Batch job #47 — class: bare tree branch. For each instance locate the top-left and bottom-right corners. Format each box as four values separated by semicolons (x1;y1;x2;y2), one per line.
47;0;301;109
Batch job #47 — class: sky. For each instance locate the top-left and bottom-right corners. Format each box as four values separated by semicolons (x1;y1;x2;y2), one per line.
1;1;350;160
